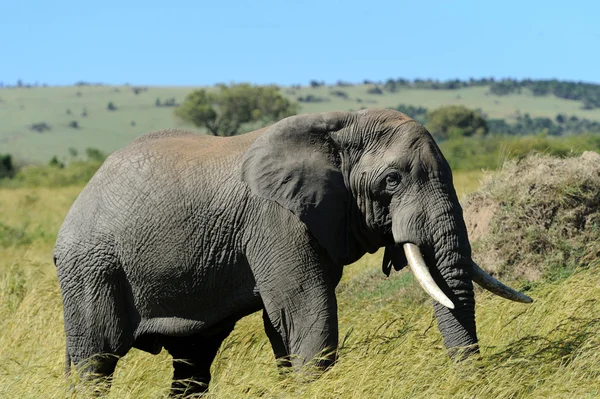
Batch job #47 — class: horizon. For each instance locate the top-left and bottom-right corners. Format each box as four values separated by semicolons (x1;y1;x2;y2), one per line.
3;76;600;88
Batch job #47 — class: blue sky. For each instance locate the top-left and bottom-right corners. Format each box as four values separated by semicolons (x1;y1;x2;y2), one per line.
2;0;599;86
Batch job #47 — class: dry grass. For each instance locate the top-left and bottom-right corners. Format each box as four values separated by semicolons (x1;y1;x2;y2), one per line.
465;151;600;282
1;165;600;398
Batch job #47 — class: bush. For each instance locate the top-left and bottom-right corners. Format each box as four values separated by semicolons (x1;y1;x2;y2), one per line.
49;156;65;169
297;95;328;103
29;123;51;133
0;154;15;179
107;101;117;111
68;120;79;129
330;90;349;99
366;86;383;95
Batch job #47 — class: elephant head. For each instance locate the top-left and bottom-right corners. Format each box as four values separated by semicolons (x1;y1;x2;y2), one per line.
243;108;531;358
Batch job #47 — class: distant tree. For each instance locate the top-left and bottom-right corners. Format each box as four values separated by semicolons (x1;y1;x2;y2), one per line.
175;84;298;136
30;122;51;133
330;90;349;99
68;147;78;158
367;86;383;95
66;108;72;115
132;87;147;95
297;95;329;103
81;107;88;117
0;154;15;179
85;148;106;162
426;105;488;140
309;80;325;88
130;121;136;127
155;98;161;107
49;156;65;168
68;120;79;129
107;101;117;111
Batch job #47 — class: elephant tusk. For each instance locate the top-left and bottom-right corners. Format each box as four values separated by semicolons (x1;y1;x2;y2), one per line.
403;243;455;309
471;262;533;303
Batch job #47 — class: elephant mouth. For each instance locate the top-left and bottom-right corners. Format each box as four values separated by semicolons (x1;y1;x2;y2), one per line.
399;243;533;309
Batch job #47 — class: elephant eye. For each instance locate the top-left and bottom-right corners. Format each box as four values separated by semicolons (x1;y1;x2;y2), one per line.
385;172;400;189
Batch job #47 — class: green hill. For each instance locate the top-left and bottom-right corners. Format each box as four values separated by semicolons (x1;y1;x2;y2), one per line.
2;83;600;164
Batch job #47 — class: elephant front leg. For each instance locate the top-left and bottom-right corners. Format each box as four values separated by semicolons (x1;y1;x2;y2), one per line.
263;309;292;368
260;280;339;372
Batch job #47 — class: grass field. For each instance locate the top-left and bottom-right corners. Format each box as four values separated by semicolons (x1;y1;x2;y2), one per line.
1;170;599;398
2;84;600;164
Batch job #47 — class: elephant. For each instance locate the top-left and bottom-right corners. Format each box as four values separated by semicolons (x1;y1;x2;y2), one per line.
54;108;532;396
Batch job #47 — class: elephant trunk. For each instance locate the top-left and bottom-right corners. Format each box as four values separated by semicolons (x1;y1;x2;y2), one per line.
392;198;479;358
427;205;479;357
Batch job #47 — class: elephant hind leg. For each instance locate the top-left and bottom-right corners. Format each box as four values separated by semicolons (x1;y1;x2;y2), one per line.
162;324;235;397
59;261;135;391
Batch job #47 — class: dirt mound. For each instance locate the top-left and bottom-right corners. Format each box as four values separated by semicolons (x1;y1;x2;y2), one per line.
463;151;600;282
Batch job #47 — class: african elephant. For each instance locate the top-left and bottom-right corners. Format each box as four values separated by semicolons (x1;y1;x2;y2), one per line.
54;108;531;396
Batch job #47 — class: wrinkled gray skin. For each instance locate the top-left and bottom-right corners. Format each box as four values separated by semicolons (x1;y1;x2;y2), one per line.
54;109;478;396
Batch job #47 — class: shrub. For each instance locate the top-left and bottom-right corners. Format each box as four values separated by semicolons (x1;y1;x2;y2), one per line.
29;123;51;133
330;90;349;99
107;101;117;111
367;86;383;95
297;95;328;103
49;156;65;169
0;154;15;179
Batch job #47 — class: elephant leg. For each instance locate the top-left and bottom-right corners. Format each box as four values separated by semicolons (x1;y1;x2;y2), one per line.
259;264;339;372
60;262;134;395
262;308;291;368
163;324;235;397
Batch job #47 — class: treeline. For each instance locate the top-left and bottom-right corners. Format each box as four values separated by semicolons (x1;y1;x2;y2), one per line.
488;79;600;109
313;77;600;110
393;104;600;137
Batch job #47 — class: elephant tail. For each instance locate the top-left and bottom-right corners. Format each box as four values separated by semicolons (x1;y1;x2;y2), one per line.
65;347;71;377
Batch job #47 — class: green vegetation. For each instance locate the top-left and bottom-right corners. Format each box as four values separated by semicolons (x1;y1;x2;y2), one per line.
0;154;15;179
440;133;600;171
175;84;298;136
0;149;105;188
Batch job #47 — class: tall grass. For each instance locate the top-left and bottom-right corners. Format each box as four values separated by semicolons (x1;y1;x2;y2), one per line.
1;174;599;398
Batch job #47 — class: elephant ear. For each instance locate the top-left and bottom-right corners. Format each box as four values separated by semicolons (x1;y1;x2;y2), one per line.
242;112;353;263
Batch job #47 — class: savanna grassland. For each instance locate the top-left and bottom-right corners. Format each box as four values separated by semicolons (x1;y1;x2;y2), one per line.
1;160;599;398
3;83;600;164
2;80;600;398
